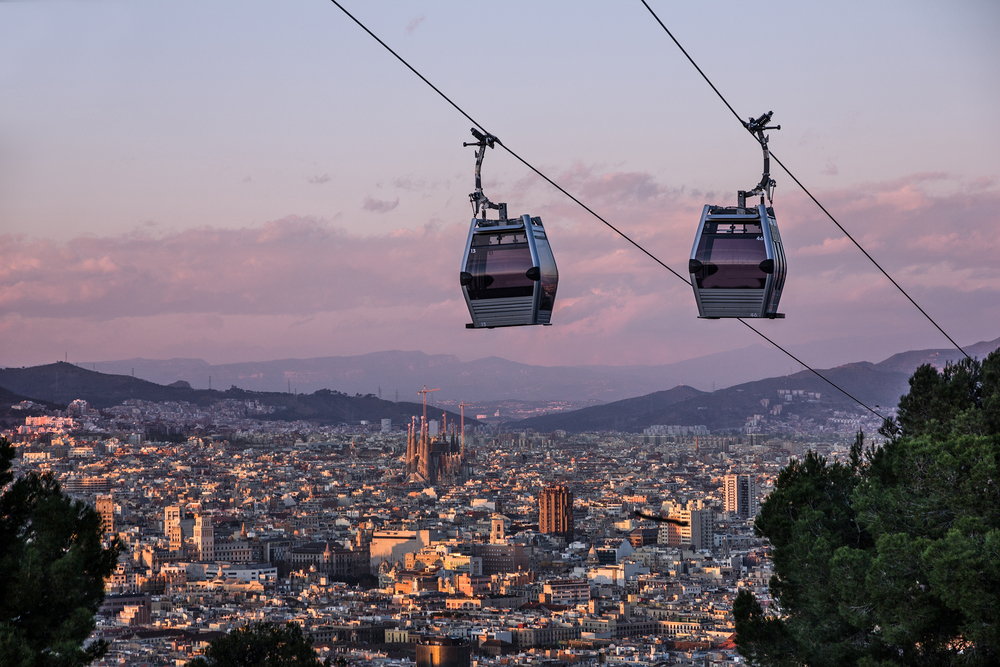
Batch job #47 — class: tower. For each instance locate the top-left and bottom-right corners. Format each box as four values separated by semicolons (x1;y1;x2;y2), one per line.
539;485;573;539
96;493;114;535
490;516;506;544
194;514;214;561
677;507;714;551
723;474;758;519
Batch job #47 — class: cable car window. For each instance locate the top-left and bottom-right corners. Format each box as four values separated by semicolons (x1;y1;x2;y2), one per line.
465;233;534;299
693;233;768;289
536;240;558;312
472;232;528;246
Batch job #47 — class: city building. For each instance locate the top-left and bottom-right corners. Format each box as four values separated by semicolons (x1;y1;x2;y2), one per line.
405;416;471;486
193;514;214;562
96;493;114;535
540;578;590;606
471;543;529;575
539;485;573;539
723;474;759;518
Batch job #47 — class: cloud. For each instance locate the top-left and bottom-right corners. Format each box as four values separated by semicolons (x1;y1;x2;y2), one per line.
822;160;839;176
241;175;253;184
0;173;995;369
798;237;852;256
968;176;997;192
406;16;425;34
307;174;331;185
514;163;678;206
362;196;399;213
393;177;430;191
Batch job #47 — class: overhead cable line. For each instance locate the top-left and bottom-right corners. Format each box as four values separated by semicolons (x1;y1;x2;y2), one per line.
639;0;970;361
327;1;688;285
737;319;882;418
327;0;886;420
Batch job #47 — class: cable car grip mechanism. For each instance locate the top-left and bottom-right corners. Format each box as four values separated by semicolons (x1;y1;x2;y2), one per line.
739;111;781;208
464;128;506;223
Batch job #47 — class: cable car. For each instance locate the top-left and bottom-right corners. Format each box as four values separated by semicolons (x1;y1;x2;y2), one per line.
459;129;558;328
690;111;787;319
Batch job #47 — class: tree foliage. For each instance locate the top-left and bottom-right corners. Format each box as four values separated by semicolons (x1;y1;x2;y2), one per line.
0;437;122;667
735;352;1000;666
186;621;323;667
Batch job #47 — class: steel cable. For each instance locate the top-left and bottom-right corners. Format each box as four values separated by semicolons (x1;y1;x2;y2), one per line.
638;0;969;361
328;0;887;419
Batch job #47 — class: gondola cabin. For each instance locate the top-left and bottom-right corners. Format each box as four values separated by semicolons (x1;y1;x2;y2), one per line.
461;214;558;328
689;202;786;319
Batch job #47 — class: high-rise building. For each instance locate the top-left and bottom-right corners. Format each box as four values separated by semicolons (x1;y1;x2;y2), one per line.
194;514;214;562
723;474;758;518
539;485;573;539
656;504;714;551
686;508;715;550
96;493;114;535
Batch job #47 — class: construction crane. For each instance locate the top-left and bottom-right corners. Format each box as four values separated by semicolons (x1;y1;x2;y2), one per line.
417;385;440;423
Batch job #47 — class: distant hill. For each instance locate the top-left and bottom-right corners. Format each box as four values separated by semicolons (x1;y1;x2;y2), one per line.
77;351;737;404
0;362;472;427
508;385;706;433
0;385;55;410
510;363;912;433
77;336;999;404
506;338;1000;433
5;336;995;433
873;337;1000;373
0;385;64;430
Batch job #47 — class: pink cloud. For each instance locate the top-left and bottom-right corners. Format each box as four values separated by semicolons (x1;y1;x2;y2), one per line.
0;170;995;369
0;218;455;319
798;237;852;256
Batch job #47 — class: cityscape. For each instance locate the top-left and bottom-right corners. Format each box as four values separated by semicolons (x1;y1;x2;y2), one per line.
4;367;888;667
3;2;996;666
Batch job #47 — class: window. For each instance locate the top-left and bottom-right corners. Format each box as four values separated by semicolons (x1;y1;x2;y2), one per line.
466;233;534;299
694;224;768;289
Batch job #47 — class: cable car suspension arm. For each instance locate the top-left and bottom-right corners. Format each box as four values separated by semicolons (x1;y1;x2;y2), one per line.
740;111;780;207
464;128;505;221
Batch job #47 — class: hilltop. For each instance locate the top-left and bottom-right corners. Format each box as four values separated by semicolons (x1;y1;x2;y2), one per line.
0;362;471;427
506;340;1000;433
69;336;1000;405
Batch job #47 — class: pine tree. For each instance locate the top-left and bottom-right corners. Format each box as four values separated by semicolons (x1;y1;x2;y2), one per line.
186;621;324;667
0;437;122;667
735;351;1000;666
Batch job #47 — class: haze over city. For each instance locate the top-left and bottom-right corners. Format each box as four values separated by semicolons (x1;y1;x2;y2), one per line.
2;0;997;372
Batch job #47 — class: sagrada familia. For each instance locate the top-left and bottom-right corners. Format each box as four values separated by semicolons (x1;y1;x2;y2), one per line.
404;414;473;486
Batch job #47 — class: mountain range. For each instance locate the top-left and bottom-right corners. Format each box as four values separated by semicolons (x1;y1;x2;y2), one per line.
0;362;471;428
506;337;1000;432
69;336;1000;405
1;337;996;434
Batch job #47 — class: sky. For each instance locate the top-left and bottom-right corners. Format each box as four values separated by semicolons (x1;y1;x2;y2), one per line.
1;0;998;376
